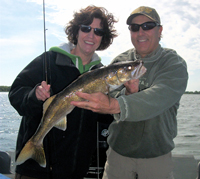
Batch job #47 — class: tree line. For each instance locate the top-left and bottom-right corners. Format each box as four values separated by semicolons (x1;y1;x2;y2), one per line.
0;86;199;94
184;91;200;94
0;86;11;92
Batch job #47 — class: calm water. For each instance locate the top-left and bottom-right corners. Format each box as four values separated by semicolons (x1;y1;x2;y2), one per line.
0;92;200;160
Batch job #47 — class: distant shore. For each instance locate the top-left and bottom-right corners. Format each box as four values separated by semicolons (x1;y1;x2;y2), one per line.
0;86;199;94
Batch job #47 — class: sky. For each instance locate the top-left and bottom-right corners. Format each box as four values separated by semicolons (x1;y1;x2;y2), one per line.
0;0;200;91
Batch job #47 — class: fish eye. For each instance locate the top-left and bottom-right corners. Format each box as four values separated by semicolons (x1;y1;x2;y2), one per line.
127;66;132;70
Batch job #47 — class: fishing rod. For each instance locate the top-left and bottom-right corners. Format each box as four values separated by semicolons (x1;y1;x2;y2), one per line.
42;1;53;179
43;0;48;84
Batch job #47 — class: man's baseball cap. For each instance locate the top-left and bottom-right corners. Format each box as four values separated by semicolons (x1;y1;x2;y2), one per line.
127;6;161;25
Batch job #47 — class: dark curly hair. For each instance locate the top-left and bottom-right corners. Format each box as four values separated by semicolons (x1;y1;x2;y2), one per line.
65;5;118;50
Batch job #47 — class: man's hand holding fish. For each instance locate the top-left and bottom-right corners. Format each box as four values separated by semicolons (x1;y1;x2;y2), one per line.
71;91;121;114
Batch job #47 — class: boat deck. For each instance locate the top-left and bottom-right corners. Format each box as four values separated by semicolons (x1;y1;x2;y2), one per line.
1;151;199;179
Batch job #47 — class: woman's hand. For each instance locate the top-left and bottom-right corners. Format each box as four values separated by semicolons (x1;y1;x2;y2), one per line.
36;81;51;101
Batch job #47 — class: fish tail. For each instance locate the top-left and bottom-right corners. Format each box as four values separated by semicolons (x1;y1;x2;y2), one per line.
16;139;46;168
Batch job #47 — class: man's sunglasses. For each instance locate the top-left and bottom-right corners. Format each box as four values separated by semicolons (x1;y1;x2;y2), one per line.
128;21;160;32
80;25;105;36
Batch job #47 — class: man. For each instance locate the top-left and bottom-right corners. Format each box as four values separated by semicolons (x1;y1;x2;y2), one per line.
71;6;188;179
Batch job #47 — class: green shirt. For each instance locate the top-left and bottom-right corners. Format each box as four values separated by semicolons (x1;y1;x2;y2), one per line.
49;42;101;74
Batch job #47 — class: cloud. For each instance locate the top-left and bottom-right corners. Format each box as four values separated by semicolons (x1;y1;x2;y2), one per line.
0;0;200;90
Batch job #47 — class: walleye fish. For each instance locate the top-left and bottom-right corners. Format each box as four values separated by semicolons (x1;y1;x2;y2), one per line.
16;60;146;167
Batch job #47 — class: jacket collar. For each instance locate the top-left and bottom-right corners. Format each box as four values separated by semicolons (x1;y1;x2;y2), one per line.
49;42;102;74
134;44;162;63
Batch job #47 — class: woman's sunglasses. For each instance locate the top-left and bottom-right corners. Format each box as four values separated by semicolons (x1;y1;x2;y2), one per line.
128;21;160;32
80;25;105;36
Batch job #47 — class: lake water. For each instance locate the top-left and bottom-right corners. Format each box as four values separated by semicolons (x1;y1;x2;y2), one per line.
0;92;200;160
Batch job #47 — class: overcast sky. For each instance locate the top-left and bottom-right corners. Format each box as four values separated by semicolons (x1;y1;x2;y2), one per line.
0;0;200;91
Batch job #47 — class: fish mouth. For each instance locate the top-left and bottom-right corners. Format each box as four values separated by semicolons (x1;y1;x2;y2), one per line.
131;61;146;79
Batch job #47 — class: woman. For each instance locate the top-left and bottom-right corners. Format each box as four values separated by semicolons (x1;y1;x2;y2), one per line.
9;5;117;179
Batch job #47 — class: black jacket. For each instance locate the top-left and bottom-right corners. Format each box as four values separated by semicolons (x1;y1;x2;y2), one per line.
9;51;113;179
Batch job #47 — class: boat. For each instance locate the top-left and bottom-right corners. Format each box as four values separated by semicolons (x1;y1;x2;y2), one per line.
1;152;200;179
1;129;200;179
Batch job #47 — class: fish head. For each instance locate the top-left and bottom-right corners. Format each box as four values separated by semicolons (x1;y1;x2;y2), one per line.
117;60;146;82
105;60;146;88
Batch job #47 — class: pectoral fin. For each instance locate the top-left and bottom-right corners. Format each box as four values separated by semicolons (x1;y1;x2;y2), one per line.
107;85;111;105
